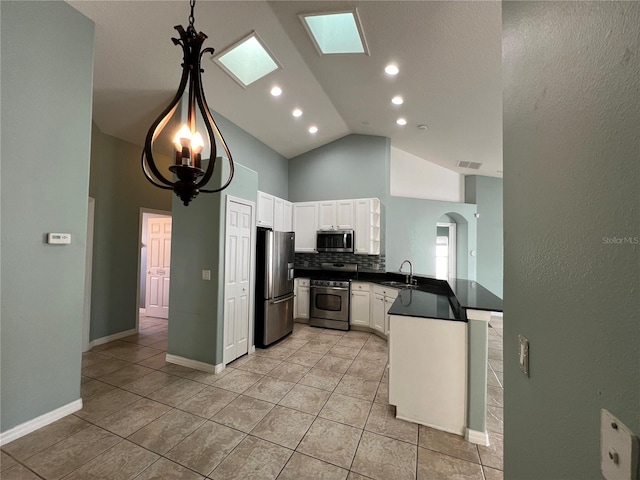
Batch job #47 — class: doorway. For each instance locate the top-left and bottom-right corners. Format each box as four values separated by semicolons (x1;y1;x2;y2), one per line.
436;222;457;282
138;209;172;323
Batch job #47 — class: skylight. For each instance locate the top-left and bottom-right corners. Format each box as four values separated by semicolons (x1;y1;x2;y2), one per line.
214;32;280;88
300;9;369;55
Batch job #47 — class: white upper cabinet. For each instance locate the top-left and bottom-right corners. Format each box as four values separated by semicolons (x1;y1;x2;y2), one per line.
293;202;318;252
258;191;293;232
318;200;355;230
355;198;381;255
283;201;293;232
317;201;335;230
273;197;284;230
257;191;274;228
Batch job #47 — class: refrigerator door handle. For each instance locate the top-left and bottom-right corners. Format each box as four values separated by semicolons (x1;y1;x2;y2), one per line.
272;293;295;304
265;230;274;299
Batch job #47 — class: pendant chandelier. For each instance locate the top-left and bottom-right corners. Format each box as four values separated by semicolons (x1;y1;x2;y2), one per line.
141;0;234;206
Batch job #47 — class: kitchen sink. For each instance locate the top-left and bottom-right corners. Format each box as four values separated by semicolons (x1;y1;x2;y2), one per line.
380;280;420;289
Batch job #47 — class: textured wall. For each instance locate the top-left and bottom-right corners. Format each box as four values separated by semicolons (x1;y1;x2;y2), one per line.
89;124;171;340
503;2;640;478
465;176;503;297
288;134;391;203
0;1;94;431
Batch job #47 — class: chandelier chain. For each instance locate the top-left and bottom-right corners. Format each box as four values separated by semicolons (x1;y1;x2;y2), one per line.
188;0;196;30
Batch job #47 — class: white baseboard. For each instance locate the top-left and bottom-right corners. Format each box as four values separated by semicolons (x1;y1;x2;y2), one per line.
165;354;218;373
465;428;490;446
139;308;146;315
249;345;256;354
0;399;83;446
88;328;137;349
214;363;225;374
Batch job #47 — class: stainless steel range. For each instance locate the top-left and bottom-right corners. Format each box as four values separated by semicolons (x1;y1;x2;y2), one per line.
309;263;358;331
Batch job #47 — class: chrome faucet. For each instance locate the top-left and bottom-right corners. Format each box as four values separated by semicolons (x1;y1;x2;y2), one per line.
399;260;414;285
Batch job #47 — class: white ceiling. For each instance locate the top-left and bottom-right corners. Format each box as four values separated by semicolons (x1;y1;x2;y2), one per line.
68;0;503;177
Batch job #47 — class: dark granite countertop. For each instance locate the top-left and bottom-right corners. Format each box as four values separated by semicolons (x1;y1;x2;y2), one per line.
294;268;503;322
386;288;460;321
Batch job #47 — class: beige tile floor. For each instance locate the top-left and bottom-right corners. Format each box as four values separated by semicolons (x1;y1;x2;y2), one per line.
1;315;504;479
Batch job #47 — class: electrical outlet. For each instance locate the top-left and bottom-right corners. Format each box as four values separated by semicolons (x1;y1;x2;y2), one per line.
601;409;639;480
518;334;529;377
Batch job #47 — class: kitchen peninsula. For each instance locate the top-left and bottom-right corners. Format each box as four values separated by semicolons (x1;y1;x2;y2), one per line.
296;268;502;445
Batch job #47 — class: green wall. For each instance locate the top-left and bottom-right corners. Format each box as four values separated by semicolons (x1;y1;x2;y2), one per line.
288;134;391;203
168;162;258;366
0;1;94;431
213;113;289;199
89;124;171;340
465;176;503;297
386;198;477;279
503;2;640;478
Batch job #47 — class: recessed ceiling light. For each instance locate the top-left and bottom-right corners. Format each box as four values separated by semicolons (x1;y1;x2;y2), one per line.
270;86;282;97
396;118;407;126
308;126;318;134
292;109;303;118
300;9;369;55
391;96;403;105
385;64;399;75
214;32;280;88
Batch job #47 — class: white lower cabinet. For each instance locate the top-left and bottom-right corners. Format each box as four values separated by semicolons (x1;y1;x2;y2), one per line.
371;285;398;336
294;278;310;320
350;282;370;327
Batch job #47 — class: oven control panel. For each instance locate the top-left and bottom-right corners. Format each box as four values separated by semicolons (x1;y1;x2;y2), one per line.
311;279;350;288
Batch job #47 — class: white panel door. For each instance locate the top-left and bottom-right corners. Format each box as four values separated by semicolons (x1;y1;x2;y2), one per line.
145;216;172;318
224;200;252;364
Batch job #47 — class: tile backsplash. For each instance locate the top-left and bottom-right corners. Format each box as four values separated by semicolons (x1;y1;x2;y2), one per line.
295;252;385;271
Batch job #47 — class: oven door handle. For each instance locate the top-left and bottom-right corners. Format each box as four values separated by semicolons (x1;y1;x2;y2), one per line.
312;286;349;292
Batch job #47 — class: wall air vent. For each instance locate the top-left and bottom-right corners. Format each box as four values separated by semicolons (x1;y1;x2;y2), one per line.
457;161;483;170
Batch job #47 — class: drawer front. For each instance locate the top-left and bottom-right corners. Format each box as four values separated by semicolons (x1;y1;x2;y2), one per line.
351;282;370;292
297;278;310;287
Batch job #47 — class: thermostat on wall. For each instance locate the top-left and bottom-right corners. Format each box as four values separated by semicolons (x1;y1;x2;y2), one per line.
47;233;71;244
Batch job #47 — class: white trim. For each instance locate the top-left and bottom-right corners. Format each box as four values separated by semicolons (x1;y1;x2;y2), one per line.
465;428;490;446
0;399;83;446
165;354;218;373
491;311;503;318
89;328;137;349
466;309;492;322
139;308;146;315
249;345;256;354
82;197;95;353
214;363;226;374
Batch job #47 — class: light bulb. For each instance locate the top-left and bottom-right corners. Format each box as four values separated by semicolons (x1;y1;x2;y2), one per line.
191;132;204;154
173;125;192;150
308;126;318;134
391;96;404;105
292;109;303;118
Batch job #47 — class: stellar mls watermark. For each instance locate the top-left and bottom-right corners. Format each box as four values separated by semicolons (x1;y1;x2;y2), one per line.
602;236;639;245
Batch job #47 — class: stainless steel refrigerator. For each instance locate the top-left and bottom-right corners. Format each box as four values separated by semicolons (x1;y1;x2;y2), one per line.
255;228;295;347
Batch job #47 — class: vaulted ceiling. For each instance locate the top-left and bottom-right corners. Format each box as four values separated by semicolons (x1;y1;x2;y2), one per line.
68;1;503;177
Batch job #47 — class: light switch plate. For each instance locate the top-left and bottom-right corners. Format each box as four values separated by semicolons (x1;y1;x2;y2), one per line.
47;233;71;244
202;270;211;281
518;334;529;377
601;409;639;480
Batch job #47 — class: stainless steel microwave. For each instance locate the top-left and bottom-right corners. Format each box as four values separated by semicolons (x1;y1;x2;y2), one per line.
316;230;354;253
